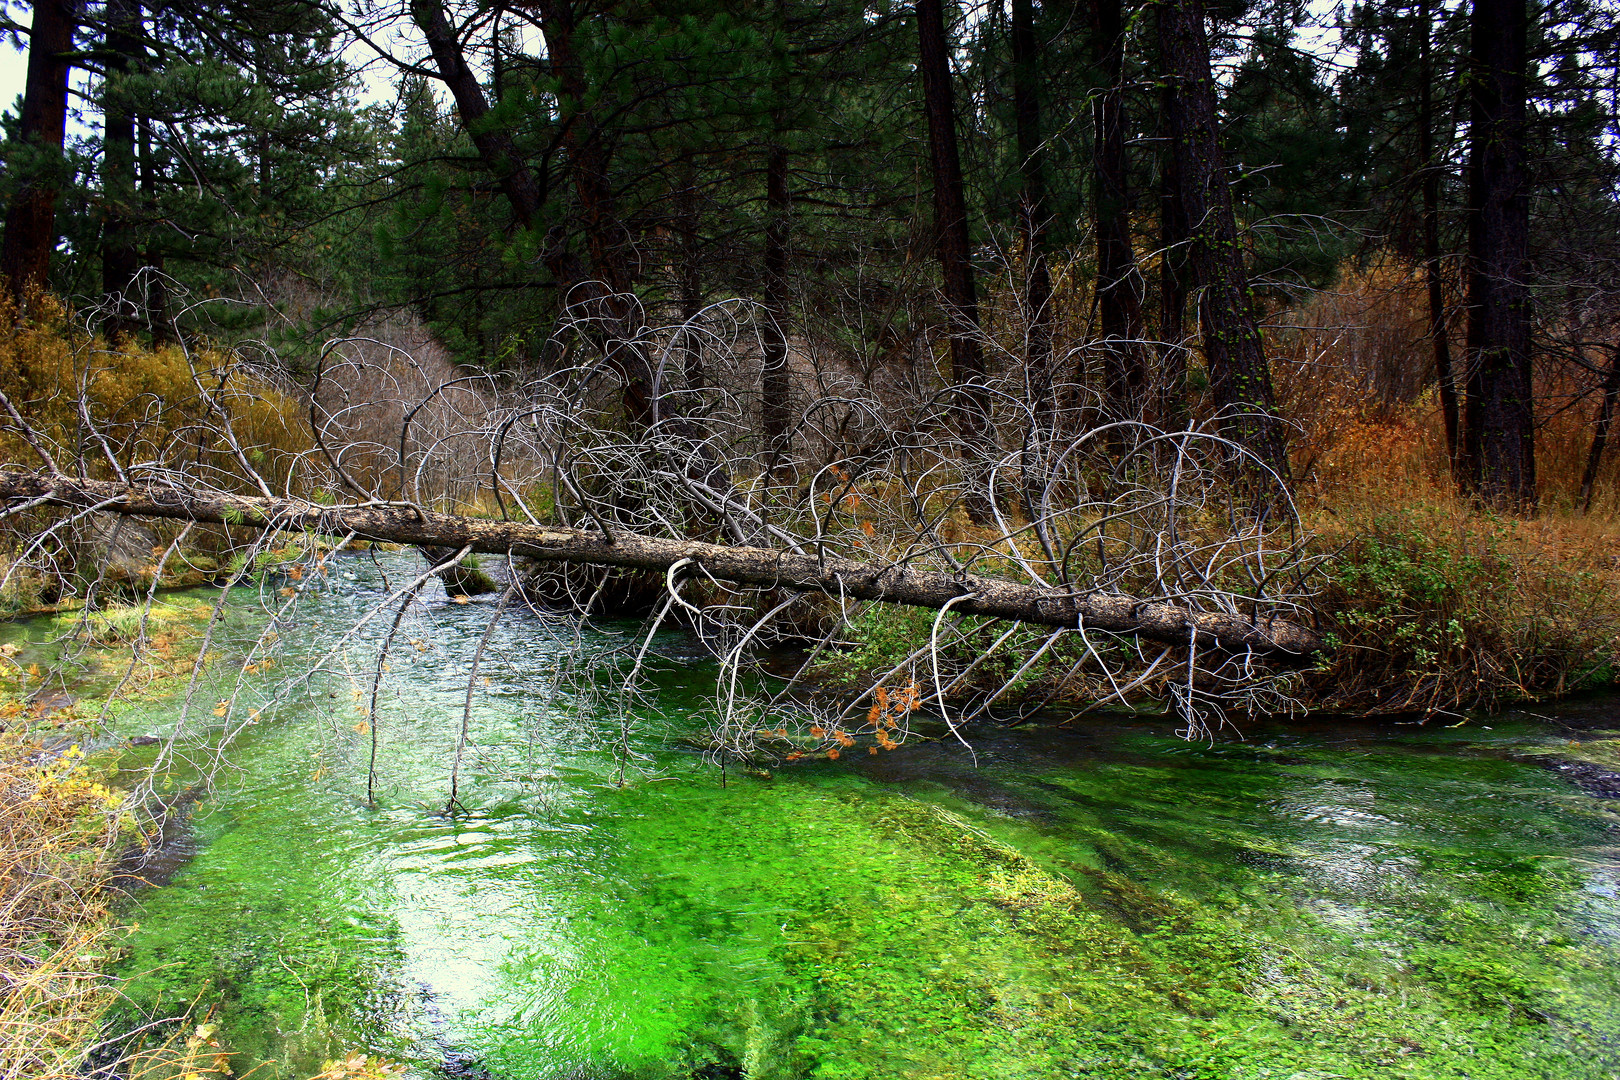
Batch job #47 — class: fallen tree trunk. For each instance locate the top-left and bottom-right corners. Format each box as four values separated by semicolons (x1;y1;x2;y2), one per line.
0;470;1325;656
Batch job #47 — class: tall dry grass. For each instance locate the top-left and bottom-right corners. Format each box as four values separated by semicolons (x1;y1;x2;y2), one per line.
0;729;123;1079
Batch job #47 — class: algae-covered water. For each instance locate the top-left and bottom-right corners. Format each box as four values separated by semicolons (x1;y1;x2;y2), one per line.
35;553;1620;1078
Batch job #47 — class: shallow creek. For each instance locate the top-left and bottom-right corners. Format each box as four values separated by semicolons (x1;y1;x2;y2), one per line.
22;553;1620;1078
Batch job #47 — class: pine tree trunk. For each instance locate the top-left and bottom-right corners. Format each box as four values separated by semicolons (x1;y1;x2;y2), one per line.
1461;0;1535;511
138;114;175;345
1157;76;1190;430
1091;0;1148;431
1;0;79;305
529;1;667;429
1011;0;1053;428
761;143;793;476
101;0;141;341
675;160;705;388
1155;0;1291;496
917;0;994;524
253;41;272;199
409;0;541;228
1578;345;1620;514
1419;0;1459;476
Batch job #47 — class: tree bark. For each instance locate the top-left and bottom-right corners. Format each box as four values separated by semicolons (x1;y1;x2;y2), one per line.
1011;0;1053;427
1156;76;1190;429
2;0;79;305
531;0;630;293
1418;0;1459;477
675;159;705;388
527;0;688;435
1155;0;1291;494
1091;0;1148;430
1577;344;1620;514
412;0;666;435
0;469;1326;655
1461;0;1535;511
138;114;175;346
916;0;994;523
409;0;542;228
101;0;141;341
761;142;793;475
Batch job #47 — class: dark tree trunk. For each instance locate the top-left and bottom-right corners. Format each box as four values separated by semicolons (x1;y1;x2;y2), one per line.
1419;0;1459;476
409;0;542;228
1091;0;1148;430
480;1;730;502
101;0;141;341
761;143;793;475
138;114;175;345
2;0;79;305
916;0;994;523
415;1;731;515
529;1;681;433
253;41;272;199
531;1;628;291
1461;0;1534;511
1155;0;1291;493
1010;0;1053;426
412;0;657;429
1156;75;1190;429
1578;345;1620;514
675;160;704;388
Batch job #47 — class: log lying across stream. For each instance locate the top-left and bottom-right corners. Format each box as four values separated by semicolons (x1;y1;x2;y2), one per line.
0;470;1325;656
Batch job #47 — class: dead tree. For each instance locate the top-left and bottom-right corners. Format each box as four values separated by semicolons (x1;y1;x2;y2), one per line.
0;306;1322;805
0;470;1325;656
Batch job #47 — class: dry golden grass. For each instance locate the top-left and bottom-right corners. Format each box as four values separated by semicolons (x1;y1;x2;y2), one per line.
0;722;281;1080
0;731;122;1080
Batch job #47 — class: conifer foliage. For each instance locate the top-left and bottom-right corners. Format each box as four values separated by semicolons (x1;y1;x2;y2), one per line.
0;0;1616;508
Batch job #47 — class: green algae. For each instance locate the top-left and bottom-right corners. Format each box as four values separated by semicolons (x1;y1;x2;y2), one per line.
56;554;1620;1079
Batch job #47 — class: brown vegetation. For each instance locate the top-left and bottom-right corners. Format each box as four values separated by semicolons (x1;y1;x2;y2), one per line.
1271;267;1620;713
0;728;120;1079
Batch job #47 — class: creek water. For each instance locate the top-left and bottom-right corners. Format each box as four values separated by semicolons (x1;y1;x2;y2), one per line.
26;552;1620;1078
